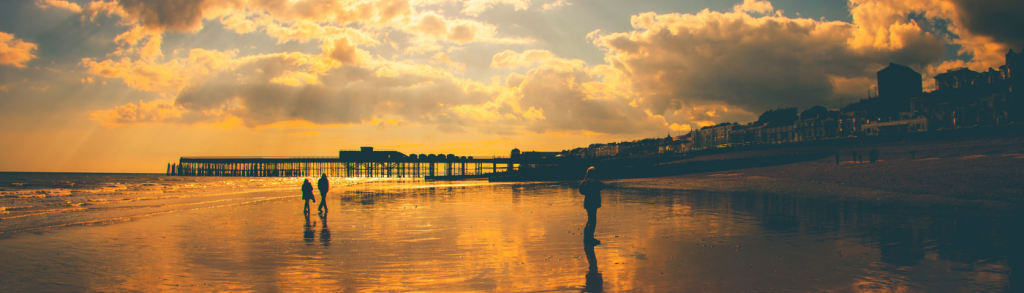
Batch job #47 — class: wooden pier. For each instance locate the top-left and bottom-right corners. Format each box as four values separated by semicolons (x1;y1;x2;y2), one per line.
167;147;518;178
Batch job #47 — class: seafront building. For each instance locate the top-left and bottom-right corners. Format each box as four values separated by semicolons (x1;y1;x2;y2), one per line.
684;47;1023;151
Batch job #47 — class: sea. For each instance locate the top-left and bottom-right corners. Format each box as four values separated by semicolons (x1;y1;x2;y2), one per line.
0;172;365;236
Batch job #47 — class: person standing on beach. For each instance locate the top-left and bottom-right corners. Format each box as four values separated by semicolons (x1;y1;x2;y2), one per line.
317;173;329;213
835;151;841;166
851;151;858;163
302;179;315;215
579;166;605;245
869;149;878;163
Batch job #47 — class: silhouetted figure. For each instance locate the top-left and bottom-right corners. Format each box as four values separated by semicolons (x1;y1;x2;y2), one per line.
579;166;605;245
858;154;863;164
910;150;917;160
317;173;329;213
320;212;331;247
869;149;879;163
851;151;858;163
302;179;315;216
583;241;603;292
835;151;840;166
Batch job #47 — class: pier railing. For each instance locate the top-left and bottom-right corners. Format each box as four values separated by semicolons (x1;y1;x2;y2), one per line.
167;156;520;178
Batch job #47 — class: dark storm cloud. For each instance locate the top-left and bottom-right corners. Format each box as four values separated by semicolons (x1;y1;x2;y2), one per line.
951;0;1024;49
118;0;207;32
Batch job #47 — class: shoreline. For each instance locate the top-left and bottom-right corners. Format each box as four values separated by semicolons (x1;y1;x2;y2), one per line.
611;133;1024;213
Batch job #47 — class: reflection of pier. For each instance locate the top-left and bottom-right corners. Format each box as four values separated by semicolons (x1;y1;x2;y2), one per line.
167;147;519;178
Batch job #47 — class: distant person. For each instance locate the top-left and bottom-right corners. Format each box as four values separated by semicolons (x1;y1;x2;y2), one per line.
858;154;863;164
869;149;879;163
910;150;917;160
851;151;858;163
835;151;841;166
579;166;605;245
302;179;315;215
317;173;329;213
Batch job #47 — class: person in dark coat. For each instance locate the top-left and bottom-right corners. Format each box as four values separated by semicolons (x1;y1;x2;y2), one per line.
851;151;858;163
869;149;879;163
579;166;605;245
302;179;315;215
317;173;329;213
835;151;841;166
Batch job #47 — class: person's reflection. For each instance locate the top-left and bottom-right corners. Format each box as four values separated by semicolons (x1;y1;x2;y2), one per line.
583;242;603;292
320;212;331;247
304;213;316;245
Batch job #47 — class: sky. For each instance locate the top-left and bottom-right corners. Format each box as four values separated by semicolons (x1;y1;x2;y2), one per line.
0;0;1022;172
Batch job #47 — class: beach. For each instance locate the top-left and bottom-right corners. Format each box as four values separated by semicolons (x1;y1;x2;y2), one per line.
621;133;1024;211
0;174;1021;291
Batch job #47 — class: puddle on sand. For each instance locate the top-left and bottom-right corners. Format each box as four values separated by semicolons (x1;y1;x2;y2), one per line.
0;182;1020;292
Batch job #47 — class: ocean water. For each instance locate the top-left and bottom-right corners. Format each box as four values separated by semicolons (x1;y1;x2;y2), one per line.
0;172;365;236
0;173;1020;291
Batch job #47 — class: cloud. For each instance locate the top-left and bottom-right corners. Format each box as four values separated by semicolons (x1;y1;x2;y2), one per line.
949;0;1024;49
90;99;186;126
461;0;531;16
0;32;38;68
541;0;570;11
589;7;945;121
733;0;774;14
36;0;82;13
117;0;207;32
491;49;555;68
91;51;498;129
81;48;238;93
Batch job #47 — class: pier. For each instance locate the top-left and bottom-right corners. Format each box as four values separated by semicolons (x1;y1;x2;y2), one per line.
167;147;519;178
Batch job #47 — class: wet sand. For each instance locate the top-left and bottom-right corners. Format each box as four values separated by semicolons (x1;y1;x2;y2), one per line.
0;179;1019;291
624;134;1024;211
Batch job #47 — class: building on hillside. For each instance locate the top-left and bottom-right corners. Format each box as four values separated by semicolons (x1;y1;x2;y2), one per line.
693;124;734;150
877;63;922;98
862;117;928;136
519;151;562;161
794;116;838;142
728;124;763;146
934;67;981;91
761;123;795;144
593;144;620;157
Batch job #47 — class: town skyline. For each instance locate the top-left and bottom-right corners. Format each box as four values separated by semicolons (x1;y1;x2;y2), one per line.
1;0;1023;172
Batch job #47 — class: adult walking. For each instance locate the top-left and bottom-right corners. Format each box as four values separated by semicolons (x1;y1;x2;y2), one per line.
317;173;329;213
579;166;605;245
301;179;315;216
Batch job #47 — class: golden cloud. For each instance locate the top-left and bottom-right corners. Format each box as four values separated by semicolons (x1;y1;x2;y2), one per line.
0;32;38;68
35;0;82;13
90;99;186;126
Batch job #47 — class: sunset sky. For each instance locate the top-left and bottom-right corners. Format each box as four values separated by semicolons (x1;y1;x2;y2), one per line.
0;0;1021;172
